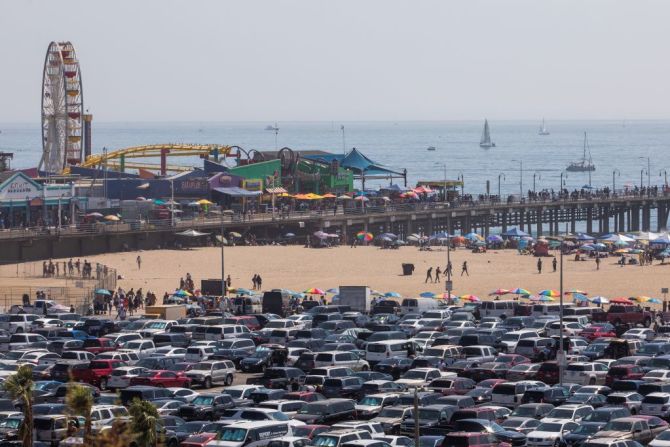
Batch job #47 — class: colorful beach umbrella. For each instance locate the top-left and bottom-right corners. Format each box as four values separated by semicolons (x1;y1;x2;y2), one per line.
435;293;458;300
356;231;374;242
304;288;325;295
611;297;633;304
539;289;560;297
565;289;589;295
173;289;192;297
539;295;555;302
489;288;510;296
510;288;531;296
572;293;589;302
460;295;480;302
590;296;610;304
631;296;652;302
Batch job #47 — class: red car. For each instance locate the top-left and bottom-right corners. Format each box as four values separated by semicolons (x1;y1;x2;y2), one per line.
284;391;326;402
606;364;645;386
180;433;218;447
71;359;126;390
82;337;117;354
167;362;195;380
535;361;560;385
129;370;191;388
225;315;262;331
580;326;616;341
292;425;330;440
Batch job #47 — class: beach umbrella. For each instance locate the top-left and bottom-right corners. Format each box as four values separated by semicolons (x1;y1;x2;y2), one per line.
173;289;192;297
602;234;635;243
284;233;296;238
95;289;111;296
385;292;402;298
153;199;166;205
590;296;610;304
464;232;482;241
539;289;560;297
136;196;147;201
354;196;369;202
420;292;436;298
510;288;531;296
611;297;633;304
614;240;630;247
435;293;458;300
429;231;451;241
104;215;120;221
313;231;329;240
187;201;200;207
528;295;541;301
649;298;662;304
580;245;595;252
631;296;652;302
322;193;337;199
489;288;511;296
380;233;398;240
502;227;529;237
629;248;643;254
86;212;103;218
197;199;214;205
460;294;480;302
614;249;629;254
539;295;555;302
487;235;503;243
234;287;252;295
326;288;339;294
356;231;374;242
229;231;242;238
337;195;352;200
572;293;589;303
593;243;607;250
565;289;588;295
304;288;325;295
575;233;596;241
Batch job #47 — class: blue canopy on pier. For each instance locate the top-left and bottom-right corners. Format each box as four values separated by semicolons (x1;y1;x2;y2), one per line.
304;148;404;177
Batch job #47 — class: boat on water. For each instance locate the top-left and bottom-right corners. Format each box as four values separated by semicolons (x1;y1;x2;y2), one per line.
427;146;436;151
566;132;596;172
539;118;550;135
479;119;495;148
264;124;276;131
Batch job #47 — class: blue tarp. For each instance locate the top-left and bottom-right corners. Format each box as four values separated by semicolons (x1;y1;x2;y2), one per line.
213;187;262;198
304;148;403;177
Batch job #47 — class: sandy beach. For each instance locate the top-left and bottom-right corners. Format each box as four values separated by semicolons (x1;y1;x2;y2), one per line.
4;245;666;303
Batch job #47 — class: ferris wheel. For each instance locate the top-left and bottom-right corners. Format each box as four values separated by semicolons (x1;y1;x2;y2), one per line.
40;41;84;173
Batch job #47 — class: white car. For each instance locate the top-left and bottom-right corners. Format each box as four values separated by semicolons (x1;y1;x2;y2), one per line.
117;339;156;359
30;318;64;331
355;393;400;418
185;360;236;388
622;328;656;341
0;314;40;334
644;370;670;382
650;429;670;447
540;404;593;423
107;366;148;390
371;435;415;447
167;387;200;403
526;420;580;447
90;405;129;430
314;351;370;371
395;368;442;388
16;351;61;366
547;322;584;337
564;362;609;385
152;399;183;416
499;330;542;352
138;320;178;338
222;385;265;402
153;347;187;358
259;400;307;417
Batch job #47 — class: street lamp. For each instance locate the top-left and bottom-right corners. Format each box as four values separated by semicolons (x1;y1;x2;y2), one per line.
661;170;668;188
612;169;620;194
559;171;567;199
533;172;541;195
511;159;523;200
641;169;647;190
498;173;506;199
435;163;447;202
457;172;464;196
640;157;651;191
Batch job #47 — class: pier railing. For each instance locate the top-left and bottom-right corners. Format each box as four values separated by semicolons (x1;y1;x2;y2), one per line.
0;188;667;240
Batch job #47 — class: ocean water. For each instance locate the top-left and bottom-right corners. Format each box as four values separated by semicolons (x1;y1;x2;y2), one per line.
1;120;668;196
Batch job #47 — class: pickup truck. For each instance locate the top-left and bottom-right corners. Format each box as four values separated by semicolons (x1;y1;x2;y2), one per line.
592;305;656;327
117;339;157;359
594;417;654;444
246;367;305;389
71;359;127;390
9;300;70;315
82;337;117;354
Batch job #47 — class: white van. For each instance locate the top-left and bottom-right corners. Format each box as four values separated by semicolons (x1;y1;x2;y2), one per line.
481;300;516;318
421;345;462;365
204;324;250;341
184;346;215;362
400;298;439;315
365;340;410;364
491;381;542;408
531;303;575;318
208;421;292;447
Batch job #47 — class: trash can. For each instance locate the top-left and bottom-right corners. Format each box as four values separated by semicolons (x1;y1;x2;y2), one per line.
402;263;415;276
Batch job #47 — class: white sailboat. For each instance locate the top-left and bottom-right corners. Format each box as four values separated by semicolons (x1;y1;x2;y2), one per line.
539;118;550;135
479;119;495;148
566;132;595;172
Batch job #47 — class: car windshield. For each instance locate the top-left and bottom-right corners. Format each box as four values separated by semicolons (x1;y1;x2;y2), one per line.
0;418;22;429
192;363;213;371
656;431;670;441
536;423;563;432
192;396;214;405
402;370;428;380
511;407;536;417
145;322;167;329
603;421;633;431
572;425;600;435
225;389;243;398
379;408;404;418
502;334;520;341
417;409;440;420
359;397;382;406
299;404;326;415
313;436;340;447
219;428;248;442
547;409;574;419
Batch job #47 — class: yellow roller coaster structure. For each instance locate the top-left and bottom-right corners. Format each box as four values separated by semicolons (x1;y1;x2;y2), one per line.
63;144;234;175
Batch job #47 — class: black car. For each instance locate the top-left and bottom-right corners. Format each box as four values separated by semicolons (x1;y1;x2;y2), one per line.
321;377;365;399
400;404;455;436
521;387;569;406
560;423;603;447
246;367;305;389
176;394;235;421
210;348;250;367
239;350;274;372
454;418;527;447
0;415;22;443
76;318;116;337
293;398;357;424
373;357;413;380
167;420;210;443
410;356;442;370
249;388;286;404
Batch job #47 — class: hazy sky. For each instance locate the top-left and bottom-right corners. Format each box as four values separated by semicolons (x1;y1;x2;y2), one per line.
2;0;669;122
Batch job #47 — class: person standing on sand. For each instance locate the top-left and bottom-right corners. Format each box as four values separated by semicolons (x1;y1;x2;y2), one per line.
435;267;441;283
552;257;557;272
226;275;232;288
596;256;600;270
537;258;542;274
461;261;469;276
425;267;433;283
257;275;263;290
136;255;141;270
252;274;258;290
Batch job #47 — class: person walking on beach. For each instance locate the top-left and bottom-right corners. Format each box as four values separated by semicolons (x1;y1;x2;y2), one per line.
446;261;453;278
435;266;441;283
257;275;263;290
252;274;258;290
425;267;433;283
595;256;601;270
552;257;557;272
136;255;142;270
537;258;542;274
461;261;469;276
226;275;232;288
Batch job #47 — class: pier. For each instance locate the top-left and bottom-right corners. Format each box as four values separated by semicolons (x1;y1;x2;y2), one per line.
0;190;668;264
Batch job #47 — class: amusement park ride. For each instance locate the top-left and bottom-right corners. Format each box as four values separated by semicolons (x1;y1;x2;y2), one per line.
39;41;240;177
